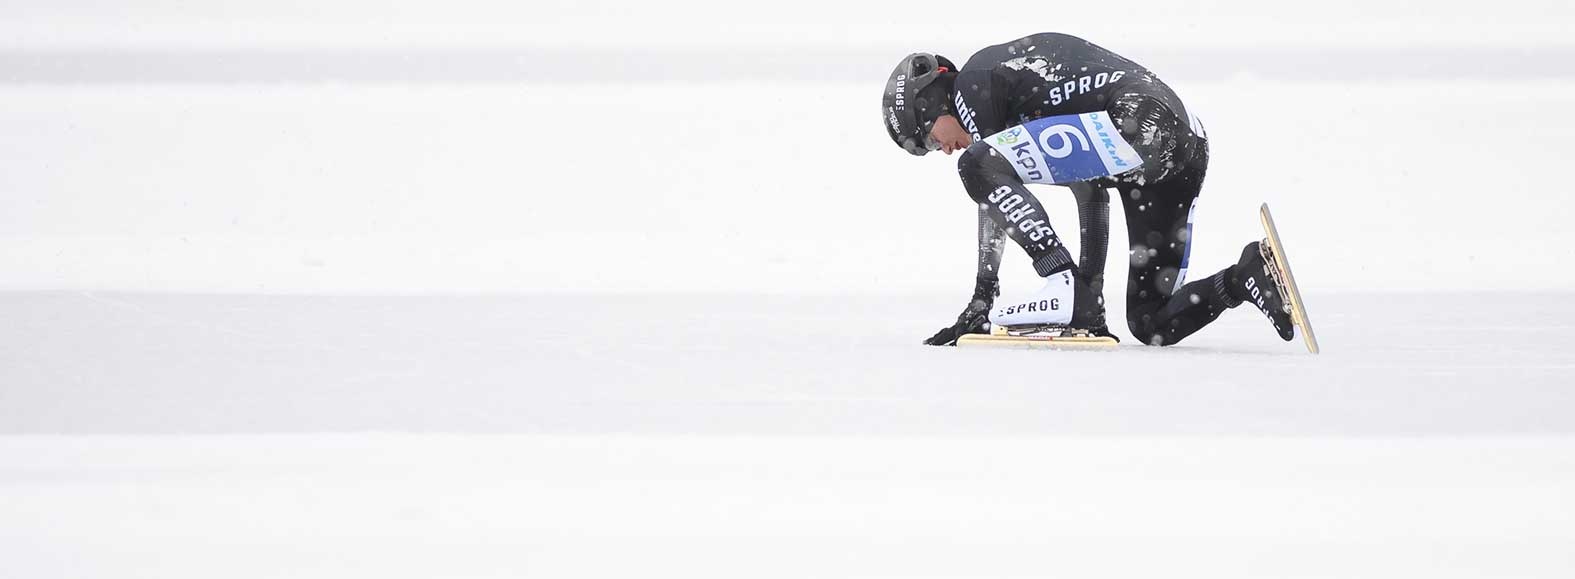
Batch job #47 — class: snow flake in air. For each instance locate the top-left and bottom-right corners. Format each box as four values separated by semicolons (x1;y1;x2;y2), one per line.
1130;245;1150;267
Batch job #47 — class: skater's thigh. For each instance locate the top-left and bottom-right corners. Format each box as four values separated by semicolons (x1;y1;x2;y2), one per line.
1116;168;1204;305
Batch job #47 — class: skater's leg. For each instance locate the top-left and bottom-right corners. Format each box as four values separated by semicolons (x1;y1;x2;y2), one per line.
1104;88;1293;345
974;205;1006;283
956;142;1075;277
1103;89;1243;345
1069;182;1111;333
1068;182;1109;294
1116;165;1242;346
956;142;1102;327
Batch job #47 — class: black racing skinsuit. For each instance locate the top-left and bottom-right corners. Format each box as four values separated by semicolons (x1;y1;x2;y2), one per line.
951;32;1242;346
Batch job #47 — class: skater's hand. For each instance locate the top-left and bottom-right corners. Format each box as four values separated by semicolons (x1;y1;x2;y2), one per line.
923;307;988;345
923;276;998;346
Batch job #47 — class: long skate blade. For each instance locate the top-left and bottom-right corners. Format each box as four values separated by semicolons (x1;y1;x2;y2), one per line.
1259;203;1320;354
957;334;1118;349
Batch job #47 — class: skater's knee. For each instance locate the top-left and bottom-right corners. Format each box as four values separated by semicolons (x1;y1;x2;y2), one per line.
1127;324;1175;347
955;141;996;174
1126;319;1159;346
957;142;1017;202
1128;306;1210;347
1125;305;1171;347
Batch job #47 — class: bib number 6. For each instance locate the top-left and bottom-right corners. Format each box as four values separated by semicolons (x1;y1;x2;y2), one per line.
1038;124;1091;159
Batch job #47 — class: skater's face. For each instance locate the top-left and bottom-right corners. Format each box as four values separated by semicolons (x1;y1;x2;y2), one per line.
929;115;973;155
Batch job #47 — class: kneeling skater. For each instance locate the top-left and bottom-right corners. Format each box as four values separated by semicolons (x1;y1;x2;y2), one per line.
881;32;1295;346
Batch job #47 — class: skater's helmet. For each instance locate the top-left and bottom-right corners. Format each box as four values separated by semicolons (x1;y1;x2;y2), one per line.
882;52;956;156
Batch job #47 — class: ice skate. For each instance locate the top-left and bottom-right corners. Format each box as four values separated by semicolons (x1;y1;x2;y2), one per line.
1258;204;1320;353
1230;241;1295;342
957;271;1117;349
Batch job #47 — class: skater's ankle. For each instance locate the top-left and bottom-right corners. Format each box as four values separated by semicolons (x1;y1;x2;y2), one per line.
1212;269;1244;307
1030;251;1075;277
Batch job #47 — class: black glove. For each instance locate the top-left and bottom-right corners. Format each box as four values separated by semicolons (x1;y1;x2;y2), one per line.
923;276;1000;346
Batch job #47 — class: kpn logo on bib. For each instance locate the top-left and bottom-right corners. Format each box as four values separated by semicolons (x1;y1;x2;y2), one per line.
984;111;1143;185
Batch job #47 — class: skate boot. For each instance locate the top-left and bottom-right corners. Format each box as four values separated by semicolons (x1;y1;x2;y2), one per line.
989;269;1114;340
1229;241;1294;341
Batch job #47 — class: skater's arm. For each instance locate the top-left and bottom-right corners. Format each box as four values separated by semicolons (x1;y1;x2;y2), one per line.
923;208;1003;346
976;206;1005;286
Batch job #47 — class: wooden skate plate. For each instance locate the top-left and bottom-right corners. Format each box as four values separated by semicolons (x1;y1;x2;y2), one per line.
1259;203;1320;354
956;334;1118;349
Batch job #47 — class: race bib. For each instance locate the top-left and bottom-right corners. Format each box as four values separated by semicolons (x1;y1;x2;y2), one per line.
983;112;1143;185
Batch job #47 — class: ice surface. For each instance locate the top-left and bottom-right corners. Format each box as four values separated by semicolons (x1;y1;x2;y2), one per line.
5;4;1575;575
4;434;1574;579
4;292;1575;436
5;78;1575;576
3;291;1575;578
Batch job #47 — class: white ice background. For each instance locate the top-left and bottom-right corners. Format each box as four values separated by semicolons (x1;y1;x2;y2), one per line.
3;1;1575;578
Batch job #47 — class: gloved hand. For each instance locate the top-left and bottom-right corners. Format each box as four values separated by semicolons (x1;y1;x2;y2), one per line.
923;276;1000;346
